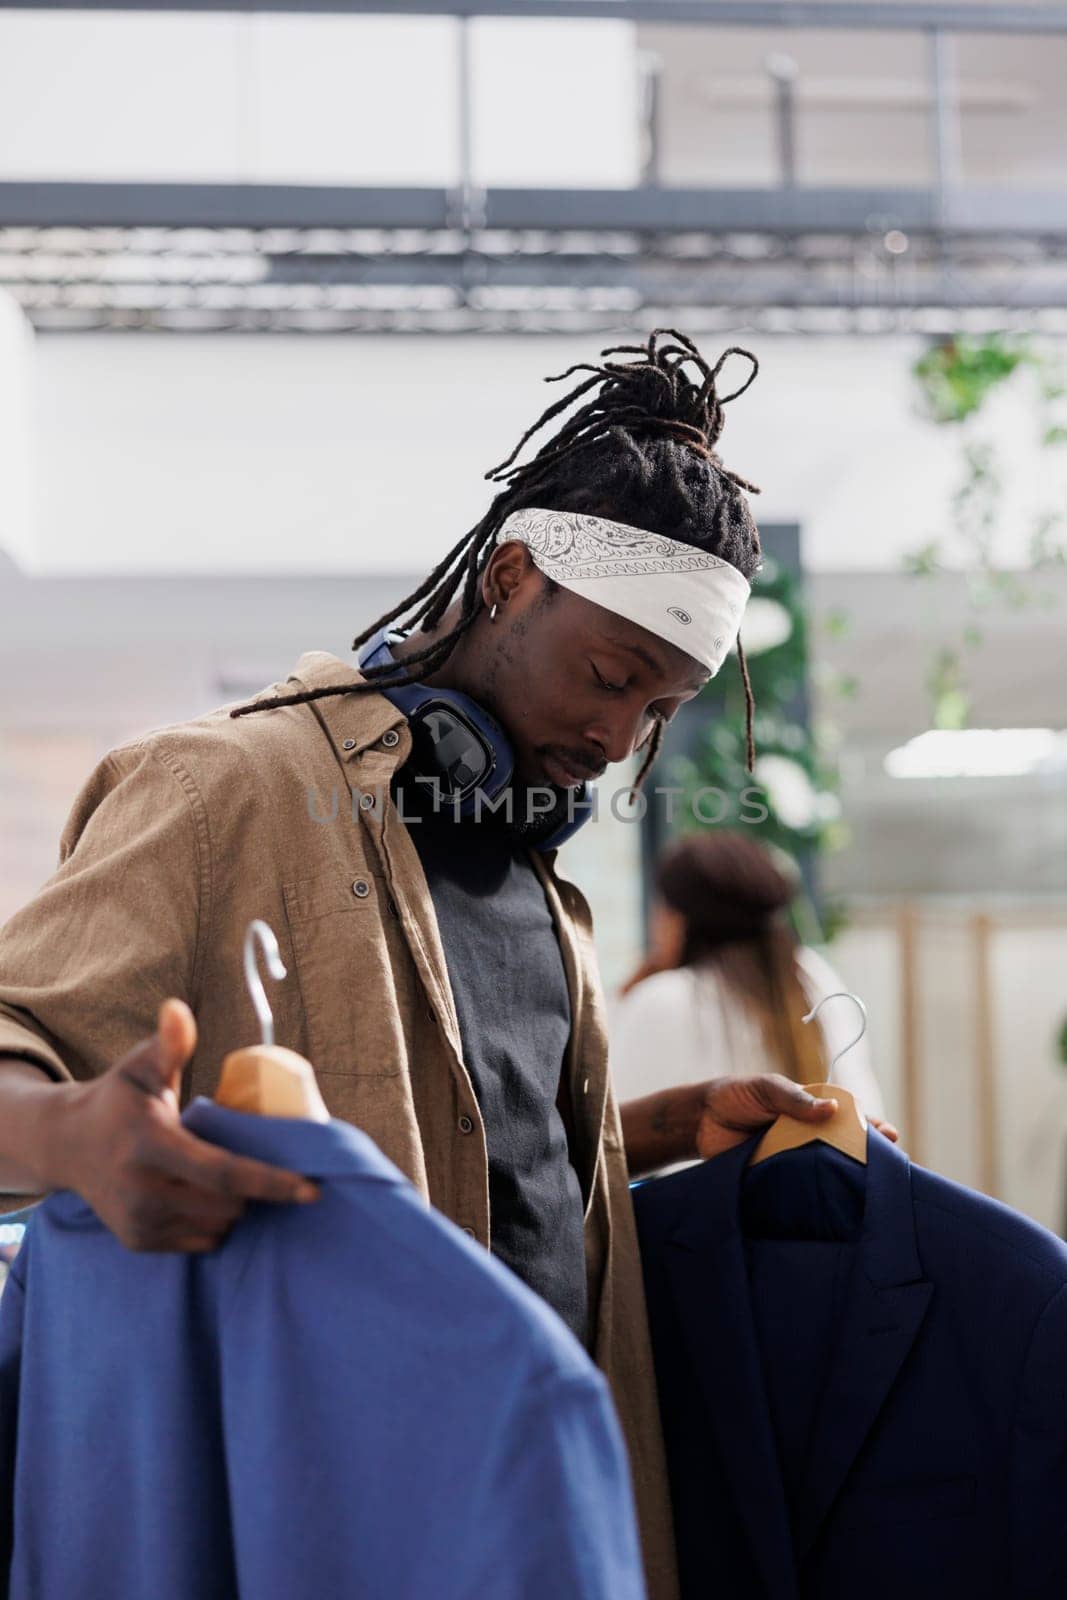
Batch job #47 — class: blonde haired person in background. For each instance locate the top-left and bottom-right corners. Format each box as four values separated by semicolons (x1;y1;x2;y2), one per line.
610;831;886;1122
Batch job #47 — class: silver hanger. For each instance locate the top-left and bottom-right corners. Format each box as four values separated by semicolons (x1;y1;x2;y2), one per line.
802;990;868;1077
244;919;286;1049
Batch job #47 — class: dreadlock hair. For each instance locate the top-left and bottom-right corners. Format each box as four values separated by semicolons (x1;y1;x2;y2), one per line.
231;327;763;786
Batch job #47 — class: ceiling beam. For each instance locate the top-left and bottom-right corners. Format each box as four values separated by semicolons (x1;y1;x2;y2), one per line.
0;184;452;231
4;182;1067;238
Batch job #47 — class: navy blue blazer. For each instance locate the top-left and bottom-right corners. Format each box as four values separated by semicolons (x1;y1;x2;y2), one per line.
0;1100;646;1600
633;1131;1067;1600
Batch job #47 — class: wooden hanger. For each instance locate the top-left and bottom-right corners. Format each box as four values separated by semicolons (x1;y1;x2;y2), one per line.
215;920;330;1123
749;993;869;1167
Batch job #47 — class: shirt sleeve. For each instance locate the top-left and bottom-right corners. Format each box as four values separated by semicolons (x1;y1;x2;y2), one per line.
0;742;205;1202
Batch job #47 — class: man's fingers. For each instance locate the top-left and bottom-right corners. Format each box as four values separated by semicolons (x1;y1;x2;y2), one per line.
870;1117;900;1144
110;1174;251;1253
152;1181;246;1230
757;1076;837;1121
145;1124;319;1206
134;1228;228;1256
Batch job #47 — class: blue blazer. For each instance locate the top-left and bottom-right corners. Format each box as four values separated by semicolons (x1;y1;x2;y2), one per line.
0;1100;646;1600
633;1131;1067;1600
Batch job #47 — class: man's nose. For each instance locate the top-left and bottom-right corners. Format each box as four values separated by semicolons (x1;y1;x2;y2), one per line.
588;708;654;767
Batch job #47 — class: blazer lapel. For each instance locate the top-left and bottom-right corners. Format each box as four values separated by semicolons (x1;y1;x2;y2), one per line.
666;1145;799;1600
793;1135;933;1563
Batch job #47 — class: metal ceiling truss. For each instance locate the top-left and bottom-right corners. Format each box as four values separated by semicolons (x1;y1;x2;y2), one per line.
6;208;1067;335
7;0;1067;331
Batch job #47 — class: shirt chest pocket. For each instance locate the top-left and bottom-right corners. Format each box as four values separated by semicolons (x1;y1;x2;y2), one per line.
282;869;408;1078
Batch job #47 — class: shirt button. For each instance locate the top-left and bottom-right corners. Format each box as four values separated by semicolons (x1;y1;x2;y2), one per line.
342;738;356;751
458;1115;474;1135
351;879;370;899
381;729;400;748
460;1226;476;1239
358;792;375;811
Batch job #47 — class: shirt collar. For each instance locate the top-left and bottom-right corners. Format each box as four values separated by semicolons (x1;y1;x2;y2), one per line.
183;1097;411;1184
281;650;412;767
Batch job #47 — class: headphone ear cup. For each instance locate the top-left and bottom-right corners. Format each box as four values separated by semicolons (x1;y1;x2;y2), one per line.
408;703;513;811
357;626;595;845
359;628;516;812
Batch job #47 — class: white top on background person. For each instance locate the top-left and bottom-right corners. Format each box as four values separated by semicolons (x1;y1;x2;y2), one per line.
610;945;884;1117
609;831;885;1120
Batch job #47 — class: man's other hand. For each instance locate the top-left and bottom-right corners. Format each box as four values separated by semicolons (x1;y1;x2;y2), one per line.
697;1074;899;1160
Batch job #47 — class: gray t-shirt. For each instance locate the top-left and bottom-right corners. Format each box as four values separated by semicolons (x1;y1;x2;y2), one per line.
396;774;588;1346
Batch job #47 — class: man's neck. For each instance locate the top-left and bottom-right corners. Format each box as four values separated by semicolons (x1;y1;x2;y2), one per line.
391;610;480;700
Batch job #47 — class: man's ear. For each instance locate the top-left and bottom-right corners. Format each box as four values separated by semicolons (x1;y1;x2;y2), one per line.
482;541;539;611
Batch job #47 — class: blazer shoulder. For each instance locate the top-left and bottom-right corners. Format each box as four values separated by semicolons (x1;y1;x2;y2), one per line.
911;1163;1067;1289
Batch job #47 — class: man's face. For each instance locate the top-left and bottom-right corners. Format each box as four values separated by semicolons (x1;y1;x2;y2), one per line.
473;548;711;792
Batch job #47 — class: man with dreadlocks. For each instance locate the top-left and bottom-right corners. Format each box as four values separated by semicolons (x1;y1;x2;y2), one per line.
0;331;850;1599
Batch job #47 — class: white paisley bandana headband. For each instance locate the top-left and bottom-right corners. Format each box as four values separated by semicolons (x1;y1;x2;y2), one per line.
496;506;751;677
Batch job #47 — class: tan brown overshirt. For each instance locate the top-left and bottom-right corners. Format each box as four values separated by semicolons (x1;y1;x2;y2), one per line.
0;651;678;1600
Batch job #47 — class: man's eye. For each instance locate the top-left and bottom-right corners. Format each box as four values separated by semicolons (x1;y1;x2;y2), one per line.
592;663;625;693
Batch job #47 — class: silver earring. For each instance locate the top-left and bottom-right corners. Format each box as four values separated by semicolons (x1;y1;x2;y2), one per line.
489;603;498;622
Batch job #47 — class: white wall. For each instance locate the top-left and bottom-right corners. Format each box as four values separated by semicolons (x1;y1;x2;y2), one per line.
0;292;34;570
26;332;1067;578
5;11;1064;191
0;14;637;188
470;20;639;188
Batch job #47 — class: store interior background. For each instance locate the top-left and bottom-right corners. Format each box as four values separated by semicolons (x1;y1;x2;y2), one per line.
2;2;1067;1246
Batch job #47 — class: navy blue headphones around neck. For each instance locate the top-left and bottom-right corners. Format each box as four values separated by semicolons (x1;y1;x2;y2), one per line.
356;628;593;852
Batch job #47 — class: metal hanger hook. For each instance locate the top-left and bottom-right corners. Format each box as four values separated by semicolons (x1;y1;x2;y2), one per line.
802;990;868;1077
244;919;286;1049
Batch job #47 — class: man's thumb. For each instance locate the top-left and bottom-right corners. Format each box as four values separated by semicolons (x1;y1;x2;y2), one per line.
154;997;198;1097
